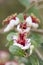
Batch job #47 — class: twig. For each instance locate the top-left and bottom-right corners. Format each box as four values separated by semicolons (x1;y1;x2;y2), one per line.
35;48;43;60
0;28;4;34
31;29;43;34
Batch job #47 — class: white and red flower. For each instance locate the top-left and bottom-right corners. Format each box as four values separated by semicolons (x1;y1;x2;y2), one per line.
31;15;40;28
4;16;19;32
25;14;40;29
12;32;34;55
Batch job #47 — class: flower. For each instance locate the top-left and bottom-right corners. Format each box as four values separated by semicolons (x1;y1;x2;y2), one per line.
12;33;31;50
4;17;19;32
17;22;30;33
12;33;34;55
25;14;40;29
31;13;40;28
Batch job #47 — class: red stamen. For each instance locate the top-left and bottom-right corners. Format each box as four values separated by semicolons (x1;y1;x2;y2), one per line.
23;23;27;29
20;22;27;29
19;33;25;39
17;33;26;46
17;39;26;46
12;16;16;20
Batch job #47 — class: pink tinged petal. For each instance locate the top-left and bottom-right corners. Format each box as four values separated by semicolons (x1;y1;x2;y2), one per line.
32;23;39;28
26;16;32;26
11;17;19;26
22;42;31;50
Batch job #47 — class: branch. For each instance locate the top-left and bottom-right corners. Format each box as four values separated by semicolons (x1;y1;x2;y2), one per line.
31;29;43;34
35;48;43;61
0;27;4;34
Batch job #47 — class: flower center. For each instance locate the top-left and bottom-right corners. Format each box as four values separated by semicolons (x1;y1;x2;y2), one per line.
17;33;26;46
20;22;27;29
17;39;26;46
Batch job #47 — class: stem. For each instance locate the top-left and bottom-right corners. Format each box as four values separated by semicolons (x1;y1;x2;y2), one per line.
31;28;43;34
0;28;4;34
35;48;43;61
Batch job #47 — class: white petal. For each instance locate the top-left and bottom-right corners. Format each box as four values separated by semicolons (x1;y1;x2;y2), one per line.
10;17;19;26
13;39;31;50
4;24;12;32
32;23;39;28
26;16;32;26
13;43;23;49
15;17;20;25
22;42;31;50
17;24;22;32
4;20;15;32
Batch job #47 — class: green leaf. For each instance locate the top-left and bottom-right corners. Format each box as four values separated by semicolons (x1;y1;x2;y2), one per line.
18;0;30;8
28;6;40;17
9;45;25;56
7;32;18;41
17;13;24;22
31;40;38;47
30;32;43;45
5;40;13;48
30;54;39;65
